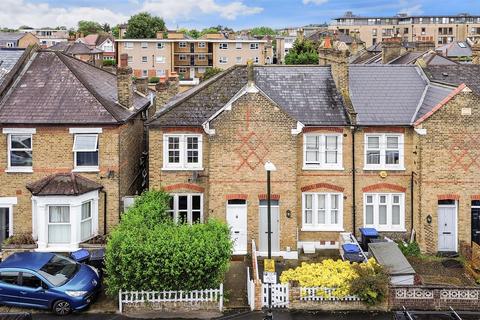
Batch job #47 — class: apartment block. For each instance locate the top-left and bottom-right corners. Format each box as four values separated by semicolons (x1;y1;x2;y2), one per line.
116;31;272;85
329;12;480;47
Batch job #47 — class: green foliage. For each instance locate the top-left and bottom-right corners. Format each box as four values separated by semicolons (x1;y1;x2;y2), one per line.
104;190;232;296
202;67;224;81
200;25;234;37
178;28;201;39
3;233;35;245
284;38;319;65
102;23;111;33
112;25;120;38
148;77;160;83
77;20;103;36
125;12;166;39
349;262;389;306
397;241;421;257
102;59;116;67
250;26;276;37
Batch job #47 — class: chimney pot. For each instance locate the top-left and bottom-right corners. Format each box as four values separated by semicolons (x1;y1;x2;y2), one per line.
119;53;129;68
135;77;149;95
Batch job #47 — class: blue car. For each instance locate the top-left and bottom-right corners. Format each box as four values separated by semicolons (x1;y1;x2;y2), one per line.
0;252;101;315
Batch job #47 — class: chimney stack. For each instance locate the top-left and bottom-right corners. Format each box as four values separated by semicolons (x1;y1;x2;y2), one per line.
135;77;149;95
154;71;179;113
296;28;304;42
318;43;354;123
117;53;133;109
472;40;480;65
382;38;402;63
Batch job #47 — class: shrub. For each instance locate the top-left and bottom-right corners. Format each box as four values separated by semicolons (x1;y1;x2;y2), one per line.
148;76;160;83
350;260;389;306
3;233;36;245
104;190;232;296
102;59;116;66
397;241;420;257
202;67;223;81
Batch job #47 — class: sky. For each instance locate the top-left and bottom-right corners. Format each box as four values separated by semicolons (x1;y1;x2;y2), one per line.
1;0;480;30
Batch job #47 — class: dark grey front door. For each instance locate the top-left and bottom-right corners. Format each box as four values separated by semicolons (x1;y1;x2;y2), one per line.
0;207;10;246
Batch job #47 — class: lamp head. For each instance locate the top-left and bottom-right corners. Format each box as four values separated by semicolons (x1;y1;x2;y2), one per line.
264;161;277;172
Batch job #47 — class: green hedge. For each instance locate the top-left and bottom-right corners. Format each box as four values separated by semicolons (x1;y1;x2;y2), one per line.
104;190;232;296
102;59;116;66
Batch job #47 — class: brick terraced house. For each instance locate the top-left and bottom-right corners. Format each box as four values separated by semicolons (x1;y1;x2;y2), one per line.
147;57;475;257
0;50;152;251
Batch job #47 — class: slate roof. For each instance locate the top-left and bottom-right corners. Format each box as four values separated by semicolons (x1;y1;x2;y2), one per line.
149;65;349;127
0;32;24;42
26;173;103;196
436;41;472;58
50;42;102;55
424;64;480;95
0;50;149;124
0;50;24;86
349;65;454;125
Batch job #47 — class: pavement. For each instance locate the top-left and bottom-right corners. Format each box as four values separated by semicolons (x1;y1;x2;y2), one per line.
24;310;395;320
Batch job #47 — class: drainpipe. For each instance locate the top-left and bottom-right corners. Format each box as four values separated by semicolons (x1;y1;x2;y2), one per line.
351;125;356;237
101;190;108;235
410;171;417;238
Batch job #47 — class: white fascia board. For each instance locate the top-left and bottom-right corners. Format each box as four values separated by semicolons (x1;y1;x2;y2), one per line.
3;128;36;134
69;128;103;134
414;128;427;135
291;121;305;135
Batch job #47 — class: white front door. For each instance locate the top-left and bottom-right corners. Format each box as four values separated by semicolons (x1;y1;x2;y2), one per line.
438;205;457;252
259;205;280;253
226;202;248;254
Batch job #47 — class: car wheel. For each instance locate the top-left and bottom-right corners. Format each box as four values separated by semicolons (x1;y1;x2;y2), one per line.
53;300;71;316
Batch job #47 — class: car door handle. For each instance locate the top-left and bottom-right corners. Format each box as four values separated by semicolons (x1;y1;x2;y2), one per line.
234;231;240;234
443;232;451;234
20;291;27;295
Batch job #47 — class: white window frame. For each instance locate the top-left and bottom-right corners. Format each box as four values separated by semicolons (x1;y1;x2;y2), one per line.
127;55;133;63
156;56;166;64
250;43;259;50
6;134;33;173
72;134;99;172
124;42;133;49
162;134;203;170
363;193;405;232
235;42;242;49
80;201;93;241
219;43;228;50
303;133;343;170
236;57;242;64
178;67;187;73
156;69;165;77
6;42;15;48
141;42;148;48
157;42;165;49
142;56;148;63
47;205;71;245
253;57;259;64
364;133;404;170
198;54;206;61
167;194;203;224
302;192;344;231
179;42;187;48
0;197;17;240
198;42;206;48
179;54;187;61
219;56;228;64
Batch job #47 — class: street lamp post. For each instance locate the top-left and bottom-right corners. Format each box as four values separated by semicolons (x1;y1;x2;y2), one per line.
264;161;276;320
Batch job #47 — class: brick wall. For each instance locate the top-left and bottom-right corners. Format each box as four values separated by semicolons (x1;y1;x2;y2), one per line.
415;91;480;253
0;122;142;237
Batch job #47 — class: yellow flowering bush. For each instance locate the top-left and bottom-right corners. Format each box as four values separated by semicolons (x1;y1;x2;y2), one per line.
279;258;383;299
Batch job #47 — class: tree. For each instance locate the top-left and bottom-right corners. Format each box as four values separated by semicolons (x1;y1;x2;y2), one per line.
104;190;232;296
102;23;111;33
124;12;166;39
202;67;224;81
250;26;276;37
77;20;103;36
111;25;120;38
284;38;319;65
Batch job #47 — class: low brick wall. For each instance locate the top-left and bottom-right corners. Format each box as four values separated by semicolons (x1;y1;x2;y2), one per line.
1;245;37;260
389;286;480;311
122;301;218;313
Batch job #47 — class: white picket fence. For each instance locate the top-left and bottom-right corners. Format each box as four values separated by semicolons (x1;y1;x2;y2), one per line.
118;284;223;313
262;283;289;308
300;287;361;301
246;267;256;311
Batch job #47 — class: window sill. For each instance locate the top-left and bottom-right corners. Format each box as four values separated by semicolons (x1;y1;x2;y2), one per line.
161;167;204;171
72;167;100;173
302;166;344;171
363;167;405;171
365;227;406;232
5;167;33;173
301;227;345;232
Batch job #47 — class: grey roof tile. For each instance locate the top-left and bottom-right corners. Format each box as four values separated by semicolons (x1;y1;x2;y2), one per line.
424;64;480;95
149;65;349;127
0;50;24;86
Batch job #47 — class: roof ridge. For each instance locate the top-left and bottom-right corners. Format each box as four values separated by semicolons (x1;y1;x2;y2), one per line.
55;51;124;122
147;64;243;124
45;49;116;76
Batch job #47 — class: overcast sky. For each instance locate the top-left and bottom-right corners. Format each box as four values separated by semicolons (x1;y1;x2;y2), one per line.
1;0;480;30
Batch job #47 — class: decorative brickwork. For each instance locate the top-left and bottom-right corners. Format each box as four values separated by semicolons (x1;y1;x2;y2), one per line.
437;194;460;200
362;183;407;193
303;127;343;133
363;127;405;133
258;194;281;200
301;183;345;193
226;194;248;200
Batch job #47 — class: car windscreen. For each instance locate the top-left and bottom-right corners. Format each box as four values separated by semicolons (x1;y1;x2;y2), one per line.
38;255;78;287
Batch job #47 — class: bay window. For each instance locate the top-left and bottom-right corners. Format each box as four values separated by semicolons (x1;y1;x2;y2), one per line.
167;194;203;224
364;193;404;231
302;193;343;231
80;201;93;241
303;134;343;170
163;134;203;170
365;134;404;170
